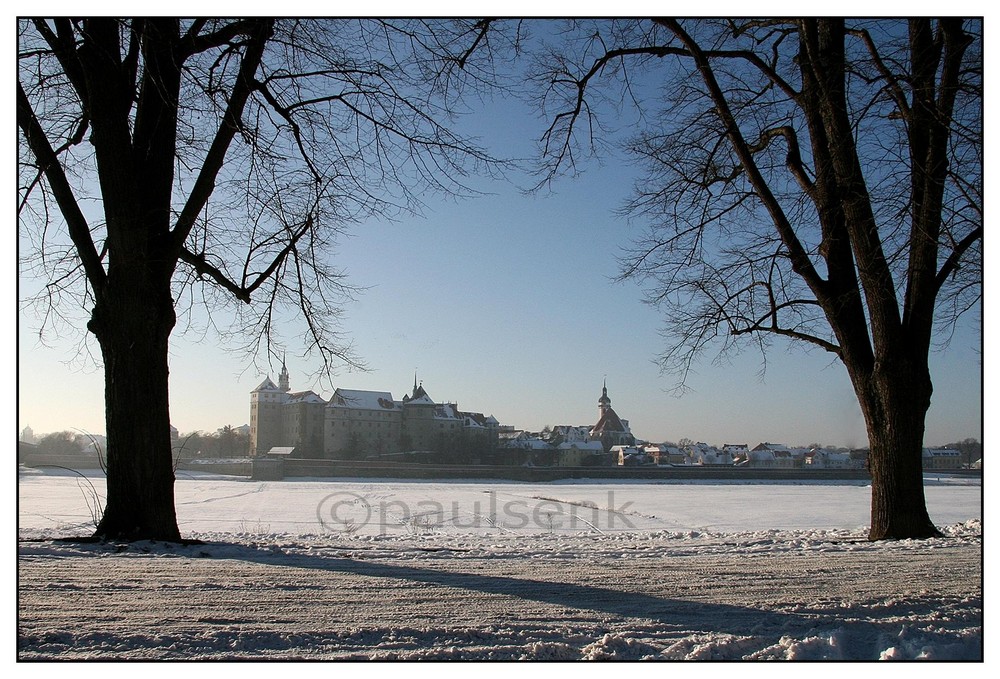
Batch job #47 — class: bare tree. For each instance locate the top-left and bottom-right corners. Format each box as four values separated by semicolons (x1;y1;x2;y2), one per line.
528;18;981;539
36;431;86;457
18;18;507;541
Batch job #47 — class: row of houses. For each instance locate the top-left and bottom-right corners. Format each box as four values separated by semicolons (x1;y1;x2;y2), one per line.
613;442;967;470
496;435;863;469
499;434;969;471
659;442;861;468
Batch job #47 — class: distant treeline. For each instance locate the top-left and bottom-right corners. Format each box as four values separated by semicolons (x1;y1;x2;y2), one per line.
26;427;251;459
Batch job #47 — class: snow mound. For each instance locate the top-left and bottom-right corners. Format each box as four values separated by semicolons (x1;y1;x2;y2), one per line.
878;625;983;660
580;633;661;660
748;631;847;660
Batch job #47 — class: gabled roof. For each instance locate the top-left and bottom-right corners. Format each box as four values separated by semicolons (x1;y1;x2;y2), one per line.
252;376;280;392
328;388;399;411
753;442;792;453
591;406;630;434
551;425;592;441
461;411;498;428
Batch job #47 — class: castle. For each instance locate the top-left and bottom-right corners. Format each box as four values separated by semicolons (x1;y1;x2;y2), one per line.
249;361;500;458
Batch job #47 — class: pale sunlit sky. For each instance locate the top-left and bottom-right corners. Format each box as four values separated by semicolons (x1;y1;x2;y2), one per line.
14;11;986;449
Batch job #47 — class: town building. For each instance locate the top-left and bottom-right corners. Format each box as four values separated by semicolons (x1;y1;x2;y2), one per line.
651;444;686;465
722;443;750;464
612;445;646;466
673;441;733;466
555;439;605;466
804;448;853;468
20;425;36;444
751;442;803;468
922;448;963;470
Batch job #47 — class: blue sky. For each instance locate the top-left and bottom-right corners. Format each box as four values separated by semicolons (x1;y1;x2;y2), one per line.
16;16;984;448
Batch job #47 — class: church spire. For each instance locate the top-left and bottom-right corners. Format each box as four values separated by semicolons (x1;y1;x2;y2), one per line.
598;378;611;413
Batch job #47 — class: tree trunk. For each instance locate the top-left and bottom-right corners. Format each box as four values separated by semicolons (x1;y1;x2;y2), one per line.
89;278;181;542
856;357;942;541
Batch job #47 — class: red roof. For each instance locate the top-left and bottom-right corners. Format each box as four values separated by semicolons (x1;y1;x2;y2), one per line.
592;407;628;434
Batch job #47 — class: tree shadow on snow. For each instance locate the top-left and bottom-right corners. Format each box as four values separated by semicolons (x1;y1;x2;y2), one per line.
226;545;797;636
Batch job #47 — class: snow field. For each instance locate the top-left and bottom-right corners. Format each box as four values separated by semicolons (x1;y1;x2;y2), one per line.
17;468;982;661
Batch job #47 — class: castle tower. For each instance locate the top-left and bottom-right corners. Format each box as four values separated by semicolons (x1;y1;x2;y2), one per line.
401;375;435;450
250;375;289;456
278;356;290;393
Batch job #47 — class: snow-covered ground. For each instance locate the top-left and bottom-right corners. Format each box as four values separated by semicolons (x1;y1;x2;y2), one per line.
18;467;983;661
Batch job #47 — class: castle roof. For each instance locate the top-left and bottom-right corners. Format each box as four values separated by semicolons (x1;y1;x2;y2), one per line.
252;377;280;392
403;373;434;405
286;391;327;405
434;403;461;420
462;411;499;428
328;388;399;411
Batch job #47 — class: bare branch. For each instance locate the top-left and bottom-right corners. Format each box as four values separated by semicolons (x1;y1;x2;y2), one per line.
17;81;106;292
747;125;815;196
661;19;828;296
935;226;982;294
172;19;275;251
456;19;493;69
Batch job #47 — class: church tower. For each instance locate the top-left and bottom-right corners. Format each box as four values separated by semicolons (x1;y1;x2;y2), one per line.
598;378;611;416
591;378;634;453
